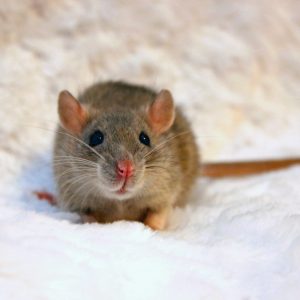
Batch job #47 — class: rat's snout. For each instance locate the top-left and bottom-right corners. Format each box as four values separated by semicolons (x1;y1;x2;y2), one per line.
116;160;134;179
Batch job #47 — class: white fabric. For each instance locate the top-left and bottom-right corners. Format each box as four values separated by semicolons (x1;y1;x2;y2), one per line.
1;1;300;299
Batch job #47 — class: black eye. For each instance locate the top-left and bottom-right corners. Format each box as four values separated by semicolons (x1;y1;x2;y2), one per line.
89;130;104;147
139;131;151;147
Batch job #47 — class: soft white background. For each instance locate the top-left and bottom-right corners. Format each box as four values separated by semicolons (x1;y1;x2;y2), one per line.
0;1;300;299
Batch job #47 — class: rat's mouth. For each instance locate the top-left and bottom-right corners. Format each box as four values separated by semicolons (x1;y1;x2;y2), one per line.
117;178;129;194
105;177;143;200
115;175;141;196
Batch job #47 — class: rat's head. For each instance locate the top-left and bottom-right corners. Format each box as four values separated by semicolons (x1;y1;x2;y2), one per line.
57;89;175;201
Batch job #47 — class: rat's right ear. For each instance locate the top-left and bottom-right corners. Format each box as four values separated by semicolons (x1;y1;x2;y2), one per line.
58;90;87;135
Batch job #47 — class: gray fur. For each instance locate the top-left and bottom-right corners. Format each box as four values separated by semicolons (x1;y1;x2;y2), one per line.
53;81;199;223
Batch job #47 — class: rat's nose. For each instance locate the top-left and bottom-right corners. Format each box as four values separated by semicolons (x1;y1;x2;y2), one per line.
117;160;134;178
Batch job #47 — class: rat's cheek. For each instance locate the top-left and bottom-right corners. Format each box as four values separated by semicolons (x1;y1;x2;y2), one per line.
96;164;115;185
127;162;142;184
96;163;108;178
135;167;146;185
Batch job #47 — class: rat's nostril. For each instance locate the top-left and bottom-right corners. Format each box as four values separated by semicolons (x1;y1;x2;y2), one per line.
117;160;134;178
118;166;125;175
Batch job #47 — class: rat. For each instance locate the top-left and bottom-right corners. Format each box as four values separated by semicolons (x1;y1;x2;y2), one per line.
53;81;300;230
53;81;199;230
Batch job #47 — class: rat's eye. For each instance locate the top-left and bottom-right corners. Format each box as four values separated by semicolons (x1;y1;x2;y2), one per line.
139;131;151;147
89;130;104;147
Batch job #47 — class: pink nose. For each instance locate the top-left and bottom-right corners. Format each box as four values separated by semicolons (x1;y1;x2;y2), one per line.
117;160;134;178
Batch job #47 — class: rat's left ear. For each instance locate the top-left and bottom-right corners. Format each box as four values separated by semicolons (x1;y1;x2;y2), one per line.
147;89;175;135
58;90;88;135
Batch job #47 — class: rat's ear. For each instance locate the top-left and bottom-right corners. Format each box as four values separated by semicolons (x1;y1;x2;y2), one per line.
147;89;175;135
58;90;88;135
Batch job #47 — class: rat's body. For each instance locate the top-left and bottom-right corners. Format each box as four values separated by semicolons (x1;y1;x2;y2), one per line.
54;81;199;229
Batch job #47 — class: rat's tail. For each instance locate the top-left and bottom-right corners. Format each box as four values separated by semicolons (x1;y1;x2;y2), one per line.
200;158;300;178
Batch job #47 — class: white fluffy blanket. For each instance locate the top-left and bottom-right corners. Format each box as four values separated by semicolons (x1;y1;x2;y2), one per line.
1;1;300;299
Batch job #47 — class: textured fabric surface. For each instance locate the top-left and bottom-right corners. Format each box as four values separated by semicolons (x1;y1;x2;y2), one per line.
0;1;300;299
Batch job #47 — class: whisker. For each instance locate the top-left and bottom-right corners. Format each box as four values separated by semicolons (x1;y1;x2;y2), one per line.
66;175;98;207
53;157;97;164
60;173;95;194
54;167;97;182
53;163;97;170
61;177;95;208
79;175;101;211
52;157;98;170
28;125;105;162
144;131;190;159
53;157;98;167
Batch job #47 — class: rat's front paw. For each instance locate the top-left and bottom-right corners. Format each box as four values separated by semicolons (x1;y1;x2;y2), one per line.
144;207;171;230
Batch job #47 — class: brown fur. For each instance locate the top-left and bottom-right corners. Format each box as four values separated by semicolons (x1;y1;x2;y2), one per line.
53;81;199;229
